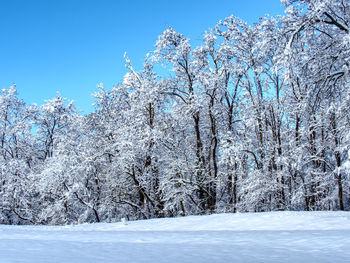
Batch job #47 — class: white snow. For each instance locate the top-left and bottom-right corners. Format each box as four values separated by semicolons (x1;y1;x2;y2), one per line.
0;211;350;262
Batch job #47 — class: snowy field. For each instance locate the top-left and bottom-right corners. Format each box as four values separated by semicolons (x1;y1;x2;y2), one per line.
0;211;350;263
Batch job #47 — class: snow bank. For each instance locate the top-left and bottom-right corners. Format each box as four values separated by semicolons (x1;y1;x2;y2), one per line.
0;211;349;263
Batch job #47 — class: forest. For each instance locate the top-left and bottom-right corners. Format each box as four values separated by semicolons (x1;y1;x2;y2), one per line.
1;0;350;225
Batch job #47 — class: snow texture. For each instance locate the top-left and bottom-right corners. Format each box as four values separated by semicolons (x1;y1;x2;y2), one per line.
1;211;350;262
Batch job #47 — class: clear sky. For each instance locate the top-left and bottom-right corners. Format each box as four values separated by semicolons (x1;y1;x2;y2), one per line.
0;0;284;113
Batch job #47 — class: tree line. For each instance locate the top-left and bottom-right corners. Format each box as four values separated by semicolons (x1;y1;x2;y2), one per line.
1;0;349;225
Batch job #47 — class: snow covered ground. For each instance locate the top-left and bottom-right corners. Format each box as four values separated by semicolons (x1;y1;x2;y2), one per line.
0;211;350;262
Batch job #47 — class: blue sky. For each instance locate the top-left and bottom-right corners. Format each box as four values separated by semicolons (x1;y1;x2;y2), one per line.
0;0;284;113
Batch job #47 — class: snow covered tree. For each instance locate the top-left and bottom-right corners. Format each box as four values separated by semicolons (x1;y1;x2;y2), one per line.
1;0;350;225
0;86;37;224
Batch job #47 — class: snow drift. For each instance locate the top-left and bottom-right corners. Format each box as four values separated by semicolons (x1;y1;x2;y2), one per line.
0;211;349;263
